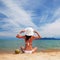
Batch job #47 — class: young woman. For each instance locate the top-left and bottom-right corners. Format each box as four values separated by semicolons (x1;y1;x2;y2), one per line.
16;27;41;53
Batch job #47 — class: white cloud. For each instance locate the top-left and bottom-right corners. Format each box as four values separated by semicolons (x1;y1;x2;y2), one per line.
0;0;60;38
1;0;37;27
0;31;17;37
0;0;37;37
40;19;60;38
53;8;60;19
39;8;60;38
14;0;44;10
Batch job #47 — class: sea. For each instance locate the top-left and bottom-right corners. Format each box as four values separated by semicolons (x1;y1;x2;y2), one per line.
0;38;60;53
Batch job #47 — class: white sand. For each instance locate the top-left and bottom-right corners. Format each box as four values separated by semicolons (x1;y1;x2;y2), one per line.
0;51;60;60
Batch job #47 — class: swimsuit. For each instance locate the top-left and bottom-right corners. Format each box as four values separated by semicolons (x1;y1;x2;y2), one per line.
24;50;33;54
23;49;34;54
25;43;32;46
24;43;33;53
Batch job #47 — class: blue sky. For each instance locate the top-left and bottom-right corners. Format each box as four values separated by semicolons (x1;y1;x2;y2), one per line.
0;0;60;38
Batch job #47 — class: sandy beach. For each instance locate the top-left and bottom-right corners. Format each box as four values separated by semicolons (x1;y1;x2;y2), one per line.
0;50;60;60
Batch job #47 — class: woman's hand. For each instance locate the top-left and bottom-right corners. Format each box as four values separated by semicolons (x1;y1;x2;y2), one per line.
34;30;41;39
16;34;20;38
20;30;25;33
16;34;25;39
34;30;38;33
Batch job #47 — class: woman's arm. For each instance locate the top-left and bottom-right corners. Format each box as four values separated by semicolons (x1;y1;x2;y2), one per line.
34;30;41;39
16;30;25;39
19;30;25;33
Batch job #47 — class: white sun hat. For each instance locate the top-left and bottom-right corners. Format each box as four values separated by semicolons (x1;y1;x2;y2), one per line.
25;27;34;36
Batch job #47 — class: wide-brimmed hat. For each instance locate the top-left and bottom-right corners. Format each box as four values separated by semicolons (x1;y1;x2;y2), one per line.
25;27;34;36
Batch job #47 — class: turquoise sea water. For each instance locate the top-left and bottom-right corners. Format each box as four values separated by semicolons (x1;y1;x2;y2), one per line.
0;38;60;52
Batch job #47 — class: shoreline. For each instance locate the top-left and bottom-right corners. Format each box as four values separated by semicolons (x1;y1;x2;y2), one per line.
0;50;60;60
0;49;60;54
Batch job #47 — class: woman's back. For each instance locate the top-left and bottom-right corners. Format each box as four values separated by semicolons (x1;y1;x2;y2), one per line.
25;35;34;50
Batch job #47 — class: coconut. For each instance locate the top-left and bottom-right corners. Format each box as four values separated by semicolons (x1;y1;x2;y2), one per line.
15;49;20;54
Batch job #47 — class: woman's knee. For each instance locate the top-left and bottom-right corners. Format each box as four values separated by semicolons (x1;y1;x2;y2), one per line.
34;47;37;50
20;46;24;49
32;47;37;53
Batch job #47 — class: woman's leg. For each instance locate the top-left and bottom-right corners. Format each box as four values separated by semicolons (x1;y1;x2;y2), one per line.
32;47;37;53
21;46;37;53
20;46;25;53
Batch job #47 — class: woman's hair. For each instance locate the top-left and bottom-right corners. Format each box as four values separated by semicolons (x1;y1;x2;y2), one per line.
25;35;31;40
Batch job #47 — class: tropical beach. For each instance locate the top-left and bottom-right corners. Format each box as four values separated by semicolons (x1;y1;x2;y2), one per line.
0;0;60;60
0;39;60;60
0;50;60;60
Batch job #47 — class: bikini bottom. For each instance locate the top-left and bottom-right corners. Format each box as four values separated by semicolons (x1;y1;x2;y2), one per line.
23;50;34;54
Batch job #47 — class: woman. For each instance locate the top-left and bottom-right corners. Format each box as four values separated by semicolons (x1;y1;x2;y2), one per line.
16;27;41;53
